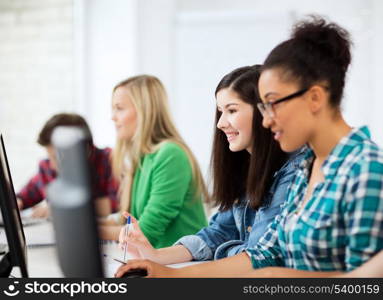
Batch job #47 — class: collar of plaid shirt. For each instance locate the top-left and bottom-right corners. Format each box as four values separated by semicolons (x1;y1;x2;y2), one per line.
297;126;371;180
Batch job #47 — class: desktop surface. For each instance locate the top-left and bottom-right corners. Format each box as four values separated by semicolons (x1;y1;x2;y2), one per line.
2;220;207;278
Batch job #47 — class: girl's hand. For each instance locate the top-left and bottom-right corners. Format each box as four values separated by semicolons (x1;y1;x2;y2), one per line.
115;259;177;278
118;212;158;261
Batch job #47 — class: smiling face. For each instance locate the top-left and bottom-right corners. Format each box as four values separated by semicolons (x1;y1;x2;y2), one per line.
216;88;254;153
258;68;316;152
111;86;138;141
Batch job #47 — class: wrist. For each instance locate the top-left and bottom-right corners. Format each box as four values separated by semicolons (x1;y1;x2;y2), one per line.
150;248;162;262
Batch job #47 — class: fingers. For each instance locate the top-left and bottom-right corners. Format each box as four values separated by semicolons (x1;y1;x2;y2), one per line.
118;231;132;249
118;231;142;250
122;212;138;224
122;235;141;248
118;213;142;251
114;260;150;278
118;222;134;242
132;221;141;231
118;230;125;249
32;206;50;218
32;207;44;218
126;244;143;259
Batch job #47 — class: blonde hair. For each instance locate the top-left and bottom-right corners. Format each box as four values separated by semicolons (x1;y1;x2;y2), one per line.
112;75;208;224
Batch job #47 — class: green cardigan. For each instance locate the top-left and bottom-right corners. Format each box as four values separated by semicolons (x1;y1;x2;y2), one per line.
130;142;207;248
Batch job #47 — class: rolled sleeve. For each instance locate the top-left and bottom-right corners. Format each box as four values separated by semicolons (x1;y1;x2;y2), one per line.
175;235;213;261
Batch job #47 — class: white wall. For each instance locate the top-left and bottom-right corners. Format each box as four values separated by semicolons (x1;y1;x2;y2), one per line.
75;0;138;148
0;0;138;189
135;0;177;96
371;0;383;145
2;0;383;190
172;11;292;176
132;0;383;179
0;0;74;190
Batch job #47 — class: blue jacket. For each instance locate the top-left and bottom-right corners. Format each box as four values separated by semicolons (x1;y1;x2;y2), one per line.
175;148;306;260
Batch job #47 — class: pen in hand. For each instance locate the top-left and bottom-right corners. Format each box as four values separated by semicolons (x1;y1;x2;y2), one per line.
123;216;132;263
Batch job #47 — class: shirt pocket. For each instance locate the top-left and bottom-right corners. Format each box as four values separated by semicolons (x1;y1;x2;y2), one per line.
267;174;293;208
252;203;284;231
299;210;335;259
248;203;283;246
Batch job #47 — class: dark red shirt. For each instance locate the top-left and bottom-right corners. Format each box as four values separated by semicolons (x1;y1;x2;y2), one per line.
17;146;119;212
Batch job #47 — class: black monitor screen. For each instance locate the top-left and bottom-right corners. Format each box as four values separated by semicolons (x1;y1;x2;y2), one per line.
0;134;28;277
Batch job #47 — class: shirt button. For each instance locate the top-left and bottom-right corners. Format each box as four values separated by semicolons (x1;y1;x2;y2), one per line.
247;226;252;233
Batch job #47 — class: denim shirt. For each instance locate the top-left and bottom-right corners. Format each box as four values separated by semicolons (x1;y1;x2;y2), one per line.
175;148;306;260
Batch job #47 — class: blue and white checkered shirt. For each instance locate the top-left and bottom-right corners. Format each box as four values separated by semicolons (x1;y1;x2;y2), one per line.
246;126;383;271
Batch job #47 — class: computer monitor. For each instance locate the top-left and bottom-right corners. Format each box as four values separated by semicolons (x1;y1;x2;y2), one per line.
0;134;28;278
47;127;104;277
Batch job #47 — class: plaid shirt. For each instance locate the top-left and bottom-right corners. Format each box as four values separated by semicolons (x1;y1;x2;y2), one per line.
17;146;119;212
246;126;383;271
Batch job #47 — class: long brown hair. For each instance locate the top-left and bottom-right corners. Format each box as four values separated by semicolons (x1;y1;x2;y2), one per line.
211;65;288;210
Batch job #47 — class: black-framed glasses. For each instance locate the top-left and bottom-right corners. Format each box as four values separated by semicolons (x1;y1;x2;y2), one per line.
257;88;309;118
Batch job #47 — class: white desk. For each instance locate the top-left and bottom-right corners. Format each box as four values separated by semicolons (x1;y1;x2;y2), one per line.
27;239;121;277
0;220;63;277
23;221;136;277
1;221;205;278
27;245;63;277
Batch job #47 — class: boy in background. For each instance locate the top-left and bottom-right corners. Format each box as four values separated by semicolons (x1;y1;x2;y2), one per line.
17;113;119;218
